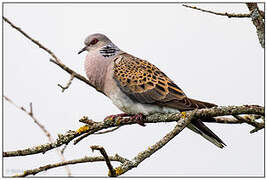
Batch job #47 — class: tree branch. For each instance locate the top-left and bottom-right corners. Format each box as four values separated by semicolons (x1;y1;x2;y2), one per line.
182;3;265;48
90;145;116;177
182;4;252;18
246;3;265;48
13;154;128;177
110;110;197;176
4;96;52;140
49;59;103;94
3;105;264;158
3;96;72;176
3;16;103;95
3;17;61;64
58;73;75;92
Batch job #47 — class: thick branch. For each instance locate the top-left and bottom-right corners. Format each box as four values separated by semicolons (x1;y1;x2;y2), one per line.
246;3;265;48
3;105;264;158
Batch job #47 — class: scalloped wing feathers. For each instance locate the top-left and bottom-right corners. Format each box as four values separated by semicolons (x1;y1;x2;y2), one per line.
112;52;216;111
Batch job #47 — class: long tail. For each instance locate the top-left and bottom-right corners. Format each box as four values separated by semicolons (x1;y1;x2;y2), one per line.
187;118;226;148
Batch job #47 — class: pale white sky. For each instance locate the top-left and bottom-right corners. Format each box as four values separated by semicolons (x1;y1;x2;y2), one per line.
3;3;264;177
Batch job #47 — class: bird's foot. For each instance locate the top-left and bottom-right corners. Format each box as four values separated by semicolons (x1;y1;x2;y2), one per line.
104;113;130;120
104;113;146;127
130;113;146;127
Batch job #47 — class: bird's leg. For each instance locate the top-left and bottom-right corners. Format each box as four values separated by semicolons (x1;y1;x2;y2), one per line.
130;113;146;127
104;113;130;120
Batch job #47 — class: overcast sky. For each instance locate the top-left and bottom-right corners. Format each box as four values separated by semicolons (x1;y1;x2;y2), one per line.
3;2;264;177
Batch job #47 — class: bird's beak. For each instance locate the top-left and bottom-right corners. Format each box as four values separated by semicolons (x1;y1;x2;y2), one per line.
78;46;87;54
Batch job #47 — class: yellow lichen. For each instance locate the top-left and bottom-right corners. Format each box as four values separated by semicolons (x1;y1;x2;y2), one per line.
115;119;121;126
181;112;186;119
115;167;123;175
76;125;90;134
243;115;251;120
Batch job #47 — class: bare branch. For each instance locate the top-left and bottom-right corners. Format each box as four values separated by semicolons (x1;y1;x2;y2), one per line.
209;115;264;133
233;114;264;133
49;59;103;94
3;105;264;158
4;96;72;175
13;154;128;177
3;17;61;64
182;4;251;18
58;73;75;92
182;4;265;48
94;126;120;135
4;96;52;140
60;144;68;154
3;16;102;95
246;3;265;48
74;124;120;144
91;145;116;177
111;110;196;176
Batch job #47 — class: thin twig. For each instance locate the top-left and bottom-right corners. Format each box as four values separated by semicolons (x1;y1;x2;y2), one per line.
60;144;68;154
94;126;120;135
74;126;120;145
58;73;75;92
13;154;128;177
74;129;100;145
233;114;263;131
182;4;252;18
3;17;61;64
91;146;116;177
3;105;264;158
4;96;52;140
4;96;72;176
211;115;264;133
50;59;103;94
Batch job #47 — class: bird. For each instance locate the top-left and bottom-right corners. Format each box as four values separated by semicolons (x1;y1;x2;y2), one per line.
78;33;226;148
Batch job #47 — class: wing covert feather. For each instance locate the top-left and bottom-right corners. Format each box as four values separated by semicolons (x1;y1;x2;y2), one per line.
112;53;216;111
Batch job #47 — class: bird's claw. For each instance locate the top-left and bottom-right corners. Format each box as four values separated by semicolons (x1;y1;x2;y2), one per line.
130;113;146;127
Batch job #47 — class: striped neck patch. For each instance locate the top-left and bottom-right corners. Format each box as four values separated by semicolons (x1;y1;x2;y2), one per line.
99;44;120;57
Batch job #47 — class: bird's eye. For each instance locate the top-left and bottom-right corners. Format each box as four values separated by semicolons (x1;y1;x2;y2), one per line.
90;38;99;45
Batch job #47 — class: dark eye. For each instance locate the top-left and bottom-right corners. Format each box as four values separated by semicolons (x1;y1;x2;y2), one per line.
90;38;99;45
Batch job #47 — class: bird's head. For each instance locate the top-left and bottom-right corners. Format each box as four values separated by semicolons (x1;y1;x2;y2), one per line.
78;33;112;54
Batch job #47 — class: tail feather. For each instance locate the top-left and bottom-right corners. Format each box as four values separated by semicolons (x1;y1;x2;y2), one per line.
188;98;217;109
187;118;226;148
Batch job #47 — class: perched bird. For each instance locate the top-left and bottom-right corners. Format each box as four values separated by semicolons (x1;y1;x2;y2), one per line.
78;33;226;148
